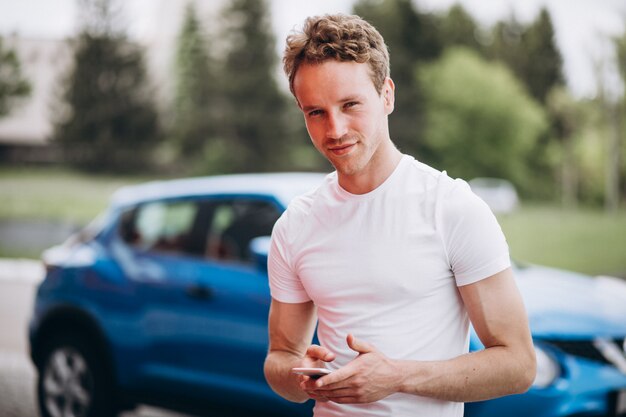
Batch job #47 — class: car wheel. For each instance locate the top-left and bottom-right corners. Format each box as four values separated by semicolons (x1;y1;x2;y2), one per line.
37;333;117;417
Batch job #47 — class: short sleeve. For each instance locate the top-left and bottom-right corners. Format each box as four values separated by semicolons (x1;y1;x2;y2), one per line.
267;214;312;303
437;179;511;286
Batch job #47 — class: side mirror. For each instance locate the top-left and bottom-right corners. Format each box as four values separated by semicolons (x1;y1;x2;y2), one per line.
249;236;271;272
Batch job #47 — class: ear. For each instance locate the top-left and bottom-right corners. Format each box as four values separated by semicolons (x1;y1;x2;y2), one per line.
382;77;395;115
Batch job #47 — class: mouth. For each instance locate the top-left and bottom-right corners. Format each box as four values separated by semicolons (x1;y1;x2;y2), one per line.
328;142;356;156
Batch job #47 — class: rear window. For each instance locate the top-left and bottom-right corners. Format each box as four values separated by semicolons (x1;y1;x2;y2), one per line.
119;200;200;255
118;198;281;262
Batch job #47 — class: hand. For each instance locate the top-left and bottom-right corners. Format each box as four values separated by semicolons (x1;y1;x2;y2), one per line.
296;344;336;402
302;334;402;404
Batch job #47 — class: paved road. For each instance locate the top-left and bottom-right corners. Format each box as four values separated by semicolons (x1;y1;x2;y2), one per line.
0;259;196;417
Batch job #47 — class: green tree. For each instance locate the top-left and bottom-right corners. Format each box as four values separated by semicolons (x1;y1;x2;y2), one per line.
217;0;291;173
546;86;583;206
171;2;217;164
353;0;442;159
490;8;563;104
0;37;31;117
53;0;160;172
437;4;484;53
522;9;564;104
612;31;626;209
489;9;564;199
419;47;548;193
489;16;526;90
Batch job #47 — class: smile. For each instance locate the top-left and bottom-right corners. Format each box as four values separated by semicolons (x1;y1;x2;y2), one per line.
328;143;356;156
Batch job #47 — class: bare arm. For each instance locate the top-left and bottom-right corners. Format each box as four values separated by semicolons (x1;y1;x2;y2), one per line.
397;267;536;401
304;267;536;403
263;298;335;402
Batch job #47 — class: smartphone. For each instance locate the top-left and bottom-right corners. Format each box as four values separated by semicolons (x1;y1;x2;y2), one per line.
291;367;332;379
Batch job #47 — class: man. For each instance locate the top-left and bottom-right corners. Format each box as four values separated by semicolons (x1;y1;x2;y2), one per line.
264;14;536;417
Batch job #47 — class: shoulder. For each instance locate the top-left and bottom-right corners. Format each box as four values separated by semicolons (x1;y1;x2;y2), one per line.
400;156;460;198
400;156;496;233
439;177;491;222
273;172;335;237
397;156;476;214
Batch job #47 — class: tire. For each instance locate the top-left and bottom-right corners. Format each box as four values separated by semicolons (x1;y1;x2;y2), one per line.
36;332;118;417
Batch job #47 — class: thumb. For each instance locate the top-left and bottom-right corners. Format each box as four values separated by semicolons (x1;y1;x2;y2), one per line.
346;333;374;355
306;345;336;362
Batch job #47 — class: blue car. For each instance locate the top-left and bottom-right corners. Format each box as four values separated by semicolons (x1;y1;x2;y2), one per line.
29;173;626;417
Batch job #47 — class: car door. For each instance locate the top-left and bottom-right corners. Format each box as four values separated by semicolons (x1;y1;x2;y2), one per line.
117;195;284;409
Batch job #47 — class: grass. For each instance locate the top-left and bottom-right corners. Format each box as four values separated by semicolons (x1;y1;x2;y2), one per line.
1;167;625;278
497;205;626;279
0;166;148;224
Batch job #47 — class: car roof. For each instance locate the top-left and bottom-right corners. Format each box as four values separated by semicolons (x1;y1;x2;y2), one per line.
110;172;329;209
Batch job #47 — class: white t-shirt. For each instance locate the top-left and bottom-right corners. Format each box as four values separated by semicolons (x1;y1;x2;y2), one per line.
268;155;511;417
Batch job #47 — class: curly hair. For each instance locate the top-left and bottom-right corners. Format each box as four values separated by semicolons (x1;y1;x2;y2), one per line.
283;14;390;96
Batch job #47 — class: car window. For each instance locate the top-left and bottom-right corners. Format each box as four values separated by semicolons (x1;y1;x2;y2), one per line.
120;200;202;256
119;198;281;263
205;199;280;263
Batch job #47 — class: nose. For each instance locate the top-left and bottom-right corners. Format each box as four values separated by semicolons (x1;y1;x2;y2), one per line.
326;111;348;140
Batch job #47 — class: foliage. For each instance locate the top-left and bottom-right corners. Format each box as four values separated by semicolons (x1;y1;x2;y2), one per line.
353;0;442;159
612;31;626;207
170;3;227;173
488;10;565;200
575;99;611;205
53;0;160;173
489;8;563;104
419;47;548;192
215;0;293;173
170;3;218;162
436;4;485;54
0;37;31;118
546;86;584;204
522;9;564;103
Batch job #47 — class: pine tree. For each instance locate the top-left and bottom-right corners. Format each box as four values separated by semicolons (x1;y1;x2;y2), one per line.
606;32;626;210
490;8;563;104
437;4;484;54
53;0;160;172
353;0;443;161
0;37;31;118
523;9;564;104
171;3;216;162
217;0;291;173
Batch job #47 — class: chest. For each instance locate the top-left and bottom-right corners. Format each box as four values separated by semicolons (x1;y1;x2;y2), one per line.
293;198;452;305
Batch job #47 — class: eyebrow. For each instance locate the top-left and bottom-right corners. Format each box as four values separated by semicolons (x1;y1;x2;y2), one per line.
300;95;365;112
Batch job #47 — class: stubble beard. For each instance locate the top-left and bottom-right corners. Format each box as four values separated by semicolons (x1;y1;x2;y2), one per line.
322;134;367;177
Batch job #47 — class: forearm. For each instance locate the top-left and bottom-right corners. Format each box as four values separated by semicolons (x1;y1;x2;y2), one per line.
264;350;310;403
397;346;536;402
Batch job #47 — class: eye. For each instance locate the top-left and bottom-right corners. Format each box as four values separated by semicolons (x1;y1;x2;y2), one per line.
307;109;324;117
344;101;359;109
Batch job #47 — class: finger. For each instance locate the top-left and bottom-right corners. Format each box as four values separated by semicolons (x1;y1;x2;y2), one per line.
309;386;355;397
306;392;330;402
306;345;336;362
314;367;356;389
300;377;321;391
329;396;359;404
346;333;374;354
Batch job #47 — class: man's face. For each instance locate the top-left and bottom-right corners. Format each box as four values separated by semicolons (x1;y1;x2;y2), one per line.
292;60;394;178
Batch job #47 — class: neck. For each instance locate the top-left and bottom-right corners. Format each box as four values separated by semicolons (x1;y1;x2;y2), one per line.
338;141;403;195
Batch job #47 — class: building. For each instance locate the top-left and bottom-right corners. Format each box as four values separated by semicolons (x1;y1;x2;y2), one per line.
0;37;71;163
0;0;221;164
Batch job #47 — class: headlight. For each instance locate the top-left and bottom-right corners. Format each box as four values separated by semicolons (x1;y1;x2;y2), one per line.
532;344;560;388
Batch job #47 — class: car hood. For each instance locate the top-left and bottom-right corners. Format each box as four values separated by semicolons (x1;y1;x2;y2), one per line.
514;263;626;339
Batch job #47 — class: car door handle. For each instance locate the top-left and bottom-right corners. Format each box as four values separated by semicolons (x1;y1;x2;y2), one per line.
185;284;213;301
